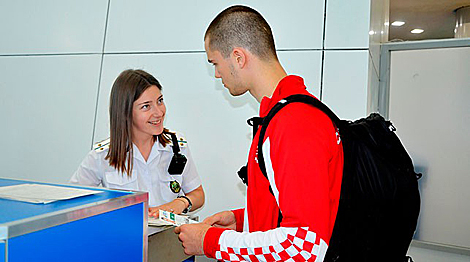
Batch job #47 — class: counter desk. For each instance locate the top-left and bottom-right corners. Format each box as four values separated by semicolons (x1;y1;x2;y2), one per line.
148;225;192;261
0;178;148;262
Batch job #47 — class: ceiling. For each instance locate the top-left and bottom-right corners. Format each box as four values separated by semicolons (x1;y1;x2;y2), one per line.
389;0;470;41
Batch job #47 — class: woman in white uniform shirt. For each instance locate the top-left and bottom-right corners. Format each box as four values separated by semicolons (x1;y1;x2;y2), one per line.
70;69;204;217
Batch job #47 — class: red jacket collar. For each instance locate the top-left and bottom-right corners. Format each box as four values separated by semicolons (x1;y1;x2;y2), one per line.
259;75;310;117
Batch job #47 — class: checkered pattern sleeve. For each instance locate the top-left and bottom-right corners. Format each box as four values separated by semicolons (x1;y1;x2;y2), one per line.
204;226;328;261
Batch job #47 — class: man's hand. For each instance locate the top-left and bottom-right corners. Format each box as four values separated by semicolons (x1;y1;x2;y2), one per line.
174;223;211;256
202;211;237;230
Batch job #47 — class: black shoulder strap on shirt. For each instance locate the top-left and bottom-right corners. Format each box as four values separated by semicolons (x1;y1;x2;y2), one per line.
170;133;181;154
168;133;187;175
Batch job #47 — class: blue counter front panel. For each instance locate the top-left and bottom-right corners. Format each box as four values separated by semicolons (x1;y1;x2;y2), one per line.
0;241;4;262
0;178;147;262
8;202;144;262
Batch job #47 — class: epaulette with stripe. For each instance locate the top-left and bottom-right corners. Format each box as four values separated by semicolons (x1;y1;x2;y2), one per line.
168;131;187;148
94;138;110;152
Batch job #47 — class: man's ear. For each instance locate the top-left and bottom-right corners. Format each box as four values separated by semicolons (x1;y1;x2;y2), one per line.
232;48;247;68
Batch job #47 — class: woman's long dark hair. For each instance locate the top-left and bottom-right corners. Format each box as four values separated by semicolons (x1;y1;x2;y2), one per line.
105;69;172;176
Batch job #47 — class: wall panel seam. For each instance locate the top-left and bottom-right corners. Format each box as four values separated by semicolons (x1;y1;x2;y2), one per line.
0;53;101;57
320;0;328;100
91;0;111;148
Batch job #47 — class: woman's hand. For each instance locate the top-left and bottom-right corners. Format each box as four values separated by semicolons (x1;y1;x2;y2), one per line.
148;199;187;217
148;185;205;217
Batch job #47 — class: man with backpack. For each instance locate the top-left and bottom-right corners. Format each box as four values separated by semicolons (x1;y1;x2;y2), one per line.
175;5;344;261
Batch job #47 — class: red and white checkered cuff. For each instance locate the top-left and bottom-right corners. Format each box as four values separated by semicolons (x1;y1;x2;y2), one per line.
214;227;328;261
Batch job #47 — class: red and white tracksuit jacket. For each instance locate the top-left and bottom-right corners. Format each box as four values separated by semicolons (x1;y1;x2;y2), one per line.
204;75;344;261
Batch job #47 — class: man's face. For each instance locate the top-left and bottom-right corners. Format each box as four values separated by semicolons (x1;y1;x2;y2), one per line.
204;38;246;96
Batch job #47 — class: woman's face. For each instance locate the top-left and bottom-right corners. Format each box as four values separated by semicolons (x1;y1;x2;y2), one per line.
132;85;166;142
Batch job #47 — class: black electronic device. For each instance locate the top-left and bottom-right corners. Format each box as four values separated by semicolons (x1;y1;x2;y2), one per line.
168;133;187;175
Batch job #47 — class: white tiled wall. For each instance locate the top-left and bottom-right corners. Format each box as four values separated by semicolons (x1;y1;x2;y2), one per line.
322;50;369;120
105;0;325;52
0;55;101;182
277;51;323;98
324;0;371;49
0;0;108;55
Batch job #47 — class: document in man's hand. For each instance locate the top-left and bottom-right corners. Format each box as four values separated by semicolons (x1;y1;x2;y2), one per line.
0;183;102;204
147;210;197;227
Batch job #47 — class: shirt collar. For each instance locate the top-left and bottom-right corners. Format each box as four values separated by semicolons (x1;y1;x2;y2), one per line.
259;75;307;117
156;138;173;152
132;143;145;163
133;141;164;164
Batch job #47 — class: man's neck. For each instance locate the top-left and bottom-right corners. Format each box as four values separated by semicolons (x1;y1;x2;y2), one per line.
250;62;287;103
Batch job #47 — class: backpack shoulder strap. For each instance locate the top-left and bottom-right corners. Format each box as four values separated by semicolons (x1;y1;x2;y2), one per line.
255;94;340;227
257;94;341;180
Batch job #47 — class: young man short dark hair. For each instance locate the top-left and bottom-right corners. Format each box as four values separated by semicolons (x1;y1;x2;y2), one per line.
176;5;344;261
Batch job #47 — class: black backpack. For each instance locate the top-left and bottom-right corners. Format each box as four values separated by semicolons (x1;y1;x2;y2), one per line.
239;94;421;262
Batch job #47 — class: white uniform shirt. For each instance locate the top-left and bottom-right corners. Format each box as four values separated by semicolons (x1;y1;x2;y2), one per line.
70;133;201;207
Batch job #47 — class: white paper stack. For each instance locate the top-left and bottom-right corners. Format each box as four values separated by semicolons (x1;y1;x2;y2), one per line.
0;184;102;204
